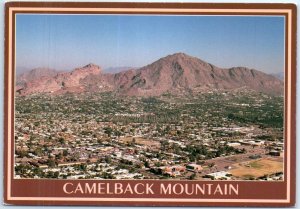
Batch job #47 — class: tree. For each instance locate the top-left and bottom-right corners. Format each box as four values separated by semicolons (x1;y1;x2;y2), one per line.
79;164;87;171
189;155;195;162
32;167;43;177
16;149;28;158
48;159;56;167
105;156;112;164
104;127;113;137
63;149;68;157
144;161;150;168
56;152;63;160
15;164;30;175
114;130;122;137
189;173;196;180
53;171;60;178
34;147;43;156
59;137;65;144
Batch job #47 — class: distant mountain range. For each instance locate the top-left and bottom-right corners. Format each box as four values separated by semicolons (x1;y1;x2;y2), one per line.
272;72;284;81
104;66;136;74
16;53;283;96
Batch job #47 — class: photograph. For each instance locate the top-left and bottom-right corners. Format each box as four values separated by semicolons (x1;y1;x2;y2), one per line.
14;14;285;181
4;2;296;207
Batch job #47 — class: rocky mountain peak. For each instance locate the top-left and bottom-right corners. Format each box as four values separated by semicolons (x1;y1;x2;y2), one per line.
83;63;100;69
72;63;102;74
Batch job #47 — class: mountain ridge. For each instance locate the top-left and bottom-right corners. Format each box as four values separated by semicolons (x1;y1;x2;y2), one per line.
16;53;284;96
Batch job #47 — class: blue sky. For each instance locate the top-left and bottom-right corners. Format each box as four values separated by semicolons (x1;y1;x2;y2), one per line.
16;14;284;74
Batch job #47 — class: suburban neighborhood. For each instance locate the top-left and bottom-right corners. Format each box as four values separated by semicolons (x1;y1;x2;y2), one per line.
15;90;284;181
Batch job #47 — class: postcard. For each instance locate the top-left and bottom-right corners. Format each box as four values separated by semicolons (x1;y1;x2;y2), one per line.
4;1;297;206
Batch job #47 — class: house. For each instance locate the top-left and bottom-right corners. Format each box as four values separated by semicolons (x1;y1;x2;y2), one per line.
157;165;186;176
163;165;186;173
227;142;241;147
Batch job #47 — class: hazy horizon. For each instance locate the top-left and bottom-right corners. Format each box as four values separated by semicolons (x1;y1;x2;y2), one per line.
16;15;285;74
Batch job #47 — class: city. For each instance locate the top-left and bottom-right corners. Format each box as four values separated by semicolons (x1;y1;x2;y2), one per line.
14;89;284;180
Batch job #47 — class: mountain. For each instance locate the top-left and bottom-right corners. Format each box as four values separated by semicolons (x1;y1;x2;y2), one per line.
16;68;59;93
272;72;284;81
16;64;102;95
104;66;136;74
16;67;58;83
114;53;283;96
16;53;283;96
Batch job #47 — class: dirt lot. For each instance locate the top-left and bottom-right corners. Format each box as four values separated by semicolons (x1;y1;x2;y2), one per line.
230;158;283;179
202;145;267;175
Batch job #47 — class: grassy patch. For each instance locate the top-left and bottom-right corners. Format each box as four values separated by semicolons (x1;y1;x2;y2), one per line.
248;161;263;169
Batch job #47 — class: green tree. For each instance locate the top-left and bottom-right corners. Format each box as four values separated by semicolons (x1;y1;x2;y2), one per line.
63;149;68;157
105;156;112;164
48;159;56;167
189;173;197;180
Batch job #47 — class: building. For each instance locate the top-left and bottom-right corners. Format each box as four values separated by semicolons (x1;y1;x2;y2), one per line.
205;171;231;180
